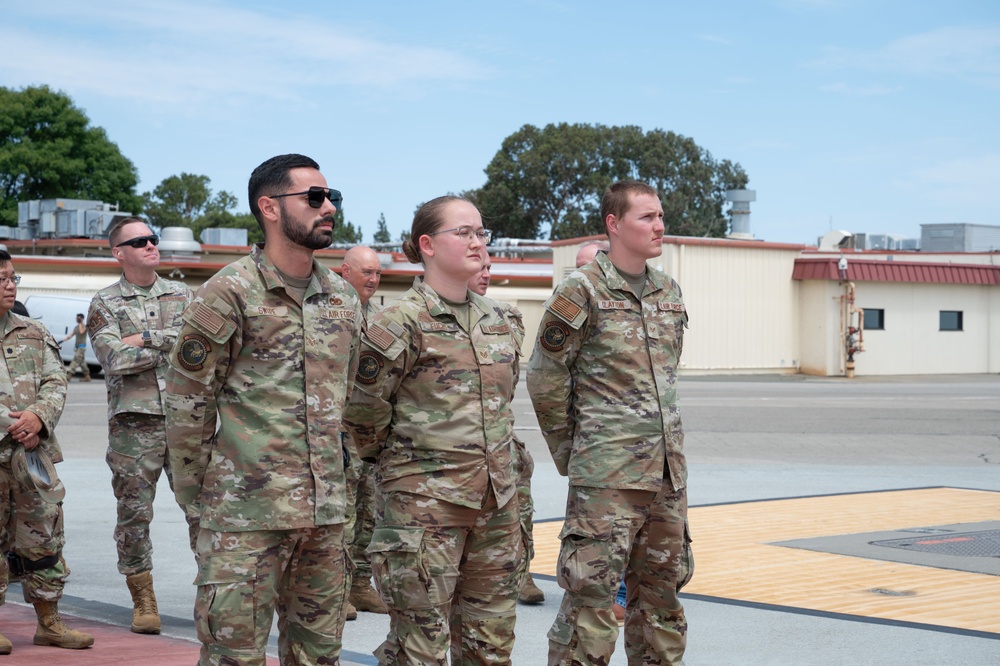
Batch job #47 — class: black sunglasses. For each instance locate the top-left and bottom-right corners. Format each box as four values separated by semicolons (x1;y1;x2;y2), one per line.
116;235;159;249
269;186;343;210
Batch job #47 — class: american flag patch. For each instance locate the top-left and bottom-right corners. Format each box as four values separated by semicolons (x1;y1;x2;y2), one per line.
550;294;582;321
367;323;395;351
191;302;226;335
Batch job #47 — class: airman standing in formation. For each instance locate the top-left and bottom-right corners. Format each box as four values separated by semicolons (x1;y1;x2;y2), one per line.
345;196;525;665
164;153;361;665
528;181;694;665
0;249;93;653
338;245;388;619
466;251;545;605
88;217;194;635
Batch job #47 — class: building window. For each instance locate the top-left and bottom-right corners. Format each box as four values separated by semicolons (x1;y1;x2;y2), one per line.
940;311;963;331
863;309;885;331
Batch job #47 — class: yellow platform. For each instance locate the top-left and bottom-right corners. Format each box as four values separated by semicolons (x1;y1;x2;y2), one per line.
532;487;1000;635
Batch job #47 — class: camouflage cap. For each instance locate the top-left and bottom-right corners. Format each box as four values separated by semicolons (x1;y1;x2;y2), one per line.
11;445;65;504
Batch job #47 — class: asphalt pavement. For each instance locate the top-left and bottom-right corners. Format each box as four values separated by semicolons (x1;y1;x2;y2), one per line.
3;372;998;665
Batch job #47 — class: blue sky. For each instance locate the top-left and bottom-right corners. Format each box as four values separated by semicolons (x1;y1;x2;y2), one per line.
2;0;998;245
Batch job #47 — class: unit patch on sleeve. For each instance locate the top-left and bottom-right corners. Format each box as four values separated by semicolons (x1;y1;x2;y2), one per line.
356;351;384;385
178;333;211;372
540;320;570;352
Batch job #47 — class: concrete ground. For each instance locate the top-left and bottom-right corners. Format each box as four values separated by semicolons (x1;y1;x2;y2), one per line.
2;372;998;664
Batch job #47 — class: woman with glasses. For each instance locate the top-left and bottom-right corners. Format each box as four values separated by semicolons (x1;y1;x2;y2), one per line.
345;196;524;665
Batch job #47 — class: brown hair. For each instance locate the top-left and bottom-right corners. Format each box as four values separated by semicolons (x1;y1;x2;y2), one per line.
107;216;149;248
600;181;659;231
247;153;320;232
403;195;469;264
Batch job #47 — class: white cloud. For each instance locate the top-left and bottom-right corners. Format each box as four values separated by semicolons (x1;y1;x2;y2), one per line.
891;154;1000;205
0;1;491;108
820;81;902;96
812;25;1000;88
699;34;730;45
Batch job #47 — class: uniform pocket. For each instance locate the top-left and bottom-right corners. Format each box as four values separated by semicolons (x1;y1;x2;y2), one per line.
556;516;628;606
194;553;258;651
677;522;695;591
367;526;430;611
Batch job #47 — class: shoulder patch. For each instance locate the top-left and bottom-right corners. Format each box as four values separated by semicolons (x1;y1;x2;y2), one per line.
367;323;397;352
177;333;211;372
356;351;384;385
87;310;109;336
189;301;227;335
540;321;570;352
550;294;582;322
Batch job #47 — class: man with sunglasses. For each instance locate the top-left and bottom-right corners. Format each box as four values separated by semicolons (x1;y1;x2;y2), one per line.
88;216;194;636
164;154;361;665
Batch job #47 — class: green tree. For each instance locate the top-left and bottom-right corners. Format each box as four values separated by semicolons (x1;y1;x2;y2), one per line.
144;173;264;243
373;213;391;244
472;123;749;240
0;85;141;225
330;209;363;245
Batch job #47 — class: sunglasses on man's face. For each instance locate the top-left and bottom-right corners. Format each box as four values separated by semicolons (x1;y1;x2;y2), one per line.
116;235;159;249
269;186;343;210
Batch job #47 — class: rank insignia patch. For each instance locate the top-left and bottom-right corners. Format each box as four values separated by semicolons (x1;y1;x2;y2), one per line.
356;351;384;385
178;333;211;371
540;321;570;352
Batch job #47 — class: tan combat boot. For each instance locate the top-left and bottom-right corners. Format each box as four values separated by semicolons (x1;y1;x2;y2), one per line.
518;573;545;604
126;571;161;634
344;599;358;621
349;578;388;614
0;630;11;655
32;601;94;649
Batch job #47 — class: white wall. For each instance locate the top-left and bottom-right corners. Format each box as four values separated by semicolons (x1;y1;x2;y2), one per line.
854;282;995;375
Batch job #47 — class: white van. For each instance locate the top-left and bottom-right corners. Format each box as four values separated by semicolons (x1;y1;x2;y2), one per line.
22;294;103;376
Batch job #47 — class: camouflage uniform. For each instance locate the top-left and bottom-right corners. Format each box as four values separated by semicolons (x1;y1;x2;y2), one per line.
449;300;536;663
164;244;360;666
66;326;90;380
526;251;694;666
89;274;195;575
0;312;70;606
344;300;381;586
344;280;525;665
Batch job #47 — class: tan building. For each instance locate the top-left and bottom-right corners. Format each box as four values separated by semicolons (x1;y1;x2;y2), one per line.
7;235;999;377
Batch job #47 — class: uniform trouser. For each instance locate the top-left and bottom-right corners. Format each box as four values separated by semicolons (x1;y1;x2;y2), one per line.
194;524;348;666
67;346;90;378
108;413;197;575
0;453;69;605
344;456;376;583
448;437;536;662
369;488;525;666
548;482;694;666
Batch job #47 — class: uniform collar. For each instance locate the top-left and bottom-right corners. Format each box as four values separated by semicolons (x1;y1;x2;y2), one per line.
251;243;335;297
593;251;669;295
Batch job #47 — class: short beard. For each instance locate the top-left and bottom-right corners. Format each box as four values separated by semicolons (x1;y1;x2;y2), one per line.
279;202;334;250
